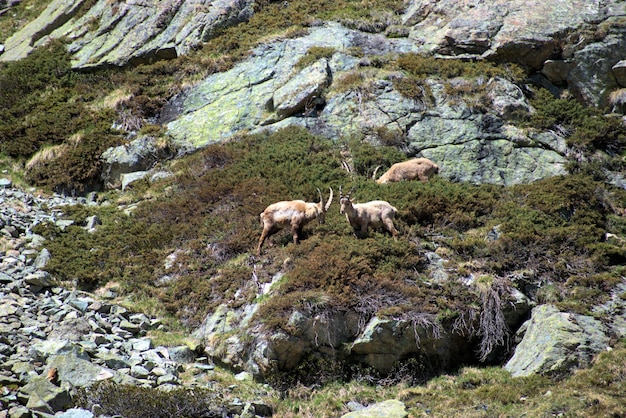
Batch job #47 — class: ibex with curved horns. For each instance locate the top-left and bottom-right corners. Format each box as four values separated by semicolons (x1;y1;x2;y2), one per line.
257;188;333;255
374;157;439;184
339;186;399;239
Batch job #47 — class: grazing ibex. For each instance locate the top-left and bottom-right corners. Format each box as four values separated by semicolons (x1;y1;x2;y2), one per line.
339;187;399;240
257;188;333;255
374;157;439;184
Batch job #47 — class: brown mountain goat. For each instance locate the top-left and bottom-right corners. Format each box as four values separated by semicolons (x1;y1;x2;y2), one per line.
374;157;439;184
339;187;399;240
257;188;333;255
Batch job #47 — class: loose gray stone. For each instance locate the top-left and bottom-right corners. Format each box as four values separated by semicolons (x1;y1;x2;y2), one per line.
33;248;51;269
56;408;94;418
24;271;53;287
341;400;407;418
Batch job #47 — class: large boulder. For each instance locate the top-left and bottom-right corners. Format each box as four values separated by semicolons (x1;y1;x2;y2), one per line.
341;400;408;418
164;22;417;150
195;276;532;378
20;376;72;413
504;304;610;377
402;0;626;108
0;0;87;63
349;316;472;373
402;0;605;67
100;135;173;189
565;19;626;108
272;58;332;118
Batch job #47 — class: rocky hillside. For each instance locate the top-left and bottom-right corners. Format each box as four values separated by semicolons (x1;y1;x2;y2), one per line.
2;0;626;416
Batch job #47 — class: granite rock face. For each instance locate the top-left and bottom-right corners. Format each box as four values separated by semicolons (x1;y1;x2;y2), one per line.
3;1;624;188
0;0;255;68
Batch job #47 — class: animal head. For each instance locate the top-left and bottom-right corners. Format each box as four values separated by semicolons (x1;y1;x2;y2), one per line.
338;186;355;215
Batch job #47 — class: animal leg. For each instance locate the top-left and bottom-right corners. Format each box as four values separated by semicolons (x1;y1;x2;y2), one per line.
292;224;303;245
384;219;399;240
258;225;278;255
358;223;369;239
257;228;270;255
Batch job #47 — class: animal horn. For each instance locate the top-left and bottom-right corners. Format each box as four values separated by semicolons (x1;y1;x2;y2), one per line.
317;188;324;206
325;187;333;211
372;165;382;180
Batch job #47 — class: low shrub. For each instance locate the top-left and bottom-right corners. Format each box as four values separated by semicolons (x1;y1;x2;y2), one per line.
528;88;626;155
396;53;526;83
73;381;227;418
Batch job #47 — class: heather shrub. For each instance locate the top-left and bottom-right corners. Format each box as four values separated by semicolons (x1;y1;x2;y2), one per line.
0;40;128;192
528;88;626;155
73;381;227;418
255;234;473;333
39;127;347;326
345;139;406;177
396;53;526;83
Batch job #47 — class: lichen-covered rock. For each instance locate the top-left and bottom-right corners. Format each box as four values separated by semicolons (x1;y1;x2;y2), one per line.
402;0;605;67
0;0;87;63
0;0;256;68
165;22;416;150
566;22;626;108
272;58;332;118
48;353;114;387
20;376;72;413
504;304;610;377
101;136;173;189
341;400;408;418
593;282;626;340
406;79;567;185
165;24;568;186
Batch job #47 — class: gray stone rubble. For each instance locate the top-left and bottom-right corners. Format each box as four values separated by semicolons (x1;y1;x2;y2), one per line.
0;182;270;417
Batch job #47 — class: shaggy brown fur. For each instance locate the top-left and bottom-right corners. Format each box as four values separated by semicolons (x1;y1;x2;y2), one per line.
257;188;333;255
375;157;439;184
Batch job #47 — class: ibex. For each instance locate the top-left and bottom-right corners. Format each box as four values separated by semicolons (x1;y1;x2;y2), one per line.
257;188;333;255
374;157;439;184
339;186;399;240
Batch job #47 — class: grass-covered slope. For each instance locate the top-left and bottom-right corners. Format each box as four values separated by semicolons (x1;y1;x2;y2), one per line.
3;0;626;415
36;127;626;416
36;126;626;330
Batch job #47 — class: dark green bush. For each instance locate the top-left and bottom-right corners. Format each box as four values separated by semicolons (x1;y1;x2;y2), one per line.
0;39;129;192
528;88;626;155
345;139;406;177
